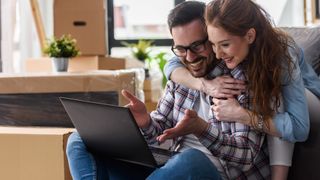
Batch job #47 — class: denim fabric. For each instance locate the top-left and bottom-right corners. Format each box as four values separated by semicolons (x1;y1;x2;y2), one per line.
164;56;183;80
66;132;221;180
66;132;97;180
148;149;221;180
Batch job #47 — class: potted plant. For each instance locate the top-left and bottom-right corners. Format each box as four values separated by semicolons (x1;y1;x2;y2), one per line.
122;39;154;78
43;34;80;72
121;39;153;62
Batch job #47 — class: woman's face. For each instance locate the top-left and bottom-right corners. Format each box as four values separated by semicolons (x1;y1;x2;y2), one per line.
207;25;254;69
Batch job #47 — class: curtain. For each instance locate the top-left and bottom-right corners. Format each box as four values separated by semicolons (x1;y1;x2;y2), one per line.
1;0;16;73
1;0;52;73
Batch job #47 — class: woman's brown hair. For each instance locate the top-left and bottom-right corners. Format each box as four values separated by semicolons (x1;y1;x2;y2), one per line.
205;0;294;128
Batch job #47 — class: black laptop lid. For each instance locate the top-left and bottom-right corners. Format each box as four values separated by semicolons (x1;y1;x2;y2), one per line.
60;97;157;167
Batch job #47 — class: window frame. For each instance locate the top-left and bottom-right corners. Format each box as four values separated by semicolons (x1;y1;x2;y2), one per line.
107;0;185;54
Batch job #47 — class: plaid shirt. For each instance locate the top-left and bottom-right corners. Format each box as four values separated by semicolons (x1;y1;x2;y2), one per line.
142;61;270;179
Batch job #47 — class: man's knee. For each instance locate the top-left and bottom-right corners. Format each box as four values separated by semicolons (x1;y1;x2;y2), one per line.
176;148;208;162
169;148;211;168
148;149;221;180
66;132;86;156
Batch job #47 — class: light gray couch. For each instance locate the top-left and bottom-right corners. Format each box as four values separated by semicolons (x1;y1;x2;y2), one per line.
284;27;320;180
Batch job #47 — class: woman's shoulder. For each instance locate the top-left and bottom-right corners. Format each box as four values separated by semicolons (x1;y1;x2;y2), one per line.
287;40;303;63
280;41;302;84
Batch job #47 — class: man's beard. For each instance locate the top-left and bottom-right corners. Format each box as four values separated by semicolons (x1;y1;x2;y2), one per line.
185;54;214;78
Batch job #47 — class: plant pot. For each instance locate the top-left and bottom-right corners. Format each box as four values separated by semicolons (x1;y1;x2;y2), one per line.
51;57;69;72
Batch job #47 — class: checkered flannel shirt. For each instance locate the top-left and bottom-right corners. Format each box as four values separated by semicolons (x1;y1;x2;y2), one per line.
142;60;270;179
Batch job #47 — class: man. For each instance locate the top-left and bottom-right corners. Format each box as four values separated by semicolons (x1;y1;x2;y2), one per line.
66;1;269;179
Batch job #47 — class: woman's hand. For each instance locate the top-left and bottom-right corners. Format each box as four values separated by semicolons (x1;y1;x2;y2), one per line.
211;97;249;123
156;109;208;143
201;75;246;98
122;90;150;128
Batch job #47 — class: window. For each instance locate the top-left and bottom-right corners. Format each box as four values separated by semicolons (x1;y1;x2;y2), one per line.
108;0;184;55
314;0;320;22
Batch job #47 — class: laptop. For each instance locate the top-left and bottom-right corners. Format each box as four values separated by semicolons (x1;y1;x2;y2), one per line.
60;97;178;168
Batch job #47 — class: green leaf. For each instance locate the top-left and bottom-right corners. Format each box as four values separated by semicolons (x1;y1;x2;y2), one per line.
43;34;80;58
153;52;169;88
121;39;153;62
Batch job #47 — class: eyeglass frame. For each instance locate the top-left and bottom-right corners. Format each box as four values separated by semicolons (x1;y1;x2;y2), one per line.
171;36;209;57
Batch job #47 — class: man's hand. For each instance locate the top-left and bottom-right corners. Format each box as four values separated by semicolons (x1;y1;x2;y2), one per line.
156;109;208;143
211;97;249;123
121;90;150;128
201;75;246;98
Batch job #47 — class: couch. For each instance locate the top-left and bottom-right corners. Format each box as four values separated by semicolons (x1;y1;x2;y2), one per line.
284;27;320;180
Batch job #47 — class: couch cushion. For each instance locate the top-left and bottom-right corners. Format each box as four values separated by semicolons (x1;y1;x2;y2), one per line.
282;27;320;75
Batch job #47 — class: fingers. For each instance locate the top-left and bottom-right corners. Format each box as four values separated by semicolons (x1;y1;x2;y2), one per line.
220;93;234;98
218;76;246;91
202;76;246;98
211;97;221;105
184;109;197;118
157;128;178;143
222;83;246;91
221;88;243;96
157;109;197;143
211;97;236;105
221;75;245;85
121;89;139;104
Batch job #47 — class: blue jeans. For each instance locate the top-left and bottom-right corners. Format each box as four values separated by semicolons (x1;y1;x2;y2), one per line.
66;132;221;180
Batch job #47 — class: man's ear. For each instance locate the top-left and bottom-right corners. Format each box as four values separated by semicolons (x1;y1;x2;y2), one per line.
246;28;256;44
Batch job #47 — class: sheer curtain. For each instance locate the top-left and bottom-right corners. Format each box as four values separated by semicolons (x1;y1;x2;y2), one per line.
1;0;16;73
1;0;52;73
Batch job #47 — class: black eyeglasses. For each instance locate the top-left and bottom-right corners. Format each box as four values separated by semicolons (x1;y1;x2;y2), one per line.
171;37;208;57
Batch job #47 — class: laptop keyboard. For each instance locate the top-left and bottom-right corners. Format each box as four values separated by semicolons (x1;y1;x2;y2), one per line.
149;146;179;166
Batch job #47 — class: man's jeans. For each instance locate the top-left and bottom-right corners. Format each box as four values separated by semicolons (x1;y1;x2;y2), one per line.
66;132;221;180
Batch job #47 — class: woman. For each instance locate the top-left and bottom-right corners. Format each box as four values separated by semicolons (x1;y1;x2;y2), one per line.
164;0;310;179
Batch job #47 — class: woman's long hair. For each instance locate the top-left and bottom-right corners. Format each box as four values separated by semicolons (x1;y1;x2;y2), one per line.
205;0;293;128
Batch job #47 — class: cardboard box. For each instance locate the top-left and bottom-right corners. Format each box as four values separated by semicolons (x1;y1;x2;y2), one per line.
0;126;74;180
26;56;144;72
144;89;162;102
54;0;107;55
145;101;158;113
143;74;163;102
0;71;137;127
143;78;162;91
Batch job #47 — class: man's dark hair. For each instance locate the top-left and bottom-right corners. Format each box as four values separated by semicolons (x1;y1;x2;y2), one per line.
167;1;206;33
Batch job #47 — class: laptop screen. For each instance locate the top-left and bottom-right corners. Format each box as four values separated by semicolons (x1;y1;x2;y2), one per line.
60;97;158;167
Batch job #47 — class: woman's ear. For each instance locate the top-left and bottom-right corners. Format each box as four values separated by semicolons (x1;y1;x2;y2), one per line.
246;28;256;44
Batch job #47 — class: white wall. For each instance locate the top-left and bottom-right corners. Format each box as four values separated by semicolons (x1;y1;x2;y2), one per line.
256;0;305;27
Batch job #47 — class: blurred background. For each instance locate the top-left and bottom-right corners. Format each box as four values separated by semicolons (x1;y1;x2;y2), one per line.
1;0;319;73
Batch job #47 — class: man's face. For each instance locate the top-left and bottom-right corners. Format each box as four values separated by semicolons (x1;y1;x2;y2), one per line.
171;19;214;78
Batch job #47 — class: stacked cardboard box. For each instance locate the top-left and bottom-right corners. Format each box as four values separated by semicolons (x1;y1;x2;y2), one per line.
0;70;137;127
0;126;74;180
26;56;144;72
144;72;163;112
28;0;147;73
54;0;107;55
